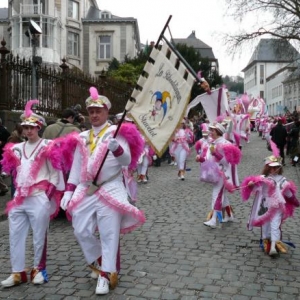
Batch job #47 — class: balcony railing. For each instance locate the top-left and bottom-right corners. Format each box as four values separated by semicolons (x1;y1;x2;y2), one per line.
12;4;43;16
20;3;43;15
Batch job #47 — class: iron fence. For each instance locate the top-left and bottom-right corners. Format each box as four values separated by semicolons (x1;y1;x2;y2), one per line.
0;39;133;117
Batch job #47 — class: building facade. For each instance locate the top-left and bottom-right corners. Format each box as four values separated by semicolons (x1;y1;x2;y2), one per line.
0;0;140;76
172;31;219;75
242;38;300;116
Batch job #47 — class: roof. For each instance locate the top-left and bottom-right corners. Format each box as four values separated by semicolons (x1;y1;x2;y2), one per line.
172;31;216;60
242;39;300;72
282;63;300;83
83;6;137;23
82;6;140;49
0;8;8;20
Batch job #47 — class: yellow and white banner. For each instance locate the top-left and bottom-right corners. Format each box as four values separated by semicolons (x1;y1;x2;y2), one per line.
126;42;195;157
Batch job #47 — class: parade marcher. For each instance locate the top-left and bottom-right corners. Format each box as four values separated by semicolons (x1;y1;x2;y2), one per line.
170;120;191;180
59;88;145;295
7;123;25;196
0;118;10;195
241;141;299;256
202;122;242;228
137;139;154;184
195;123;211;161
42;108;81;139
0;100;64;287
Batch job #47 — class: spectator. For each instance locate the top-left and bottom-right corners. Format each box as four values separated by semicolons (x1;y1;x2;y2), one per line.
7;123;24;143
270;118;288;166
7;123;25;196
42;109;80;139
0;118;10;195
288;120;300;166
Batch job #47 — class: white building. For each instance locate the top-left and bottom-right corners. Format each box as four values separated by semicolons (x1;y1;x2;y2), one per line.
0;1;141;76
242;38;299;115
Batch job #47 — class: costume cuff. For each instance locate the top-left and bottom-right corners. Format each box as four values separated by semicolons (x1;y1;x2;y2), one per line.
112;145;124;157
46;183;56;199
66;183;76;192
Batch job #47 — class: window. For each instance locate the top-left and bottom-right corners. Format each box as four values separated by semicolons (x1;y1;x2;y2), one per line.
68;0;79;20
42;18;54;48
101;13;111;19
260;65;264;84
260;91;264;99
67;32;79;57
98;35;111;60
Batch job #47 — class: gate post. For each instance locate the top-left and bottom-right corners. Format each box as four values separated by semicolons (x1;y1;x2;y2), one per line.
0;39;10;110
60;58;69;110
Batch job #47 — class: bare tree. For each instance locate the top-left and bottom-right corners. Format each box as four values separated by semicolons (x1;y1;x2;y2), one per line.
224;0;300;54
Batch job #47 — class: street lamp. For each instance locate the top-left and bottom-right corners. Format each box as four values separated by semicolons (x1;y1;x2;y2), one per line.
25;20;42;99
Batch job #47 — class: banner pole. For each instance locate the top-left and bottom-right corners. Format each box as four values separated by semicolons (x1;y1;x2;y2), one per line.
88;17;175;192
155;15;172;48
162;37;202;85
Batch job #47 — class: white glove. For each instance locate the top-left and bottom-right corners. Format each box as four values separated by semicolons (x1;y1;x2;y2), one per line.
60;191;73;211
107;136;120;152
153;155;157;160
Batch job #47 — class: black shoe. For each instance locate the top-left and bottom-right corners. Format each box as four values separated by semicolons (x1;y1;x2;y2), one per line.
0;189;8;196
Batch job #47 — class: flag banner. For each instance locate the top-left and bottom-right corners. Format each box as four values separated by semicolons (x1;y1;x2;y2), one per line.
126;41;195;157
185;87;229;123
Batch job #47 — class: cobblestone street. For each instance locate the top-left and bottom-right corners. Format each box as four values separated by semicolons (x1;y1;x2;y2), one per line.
0;133;300;299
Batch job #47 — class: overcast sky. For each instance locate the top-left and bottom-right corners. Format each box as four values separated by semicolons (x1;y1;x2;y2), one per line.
97;0;257;77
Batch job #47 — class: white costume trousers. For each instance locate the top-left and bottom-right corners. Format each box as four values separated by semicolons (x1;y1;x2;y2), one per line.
174;145;187;170
72;194;121;273
137;156;149;175
223;193;230;208
8;193;50;272
261;209;282;241
211;177;225;211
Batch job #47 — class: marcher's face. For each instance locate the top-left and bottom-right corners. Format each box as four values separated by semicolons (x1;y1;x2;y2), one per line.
22;125;39;141
88;107;108;127
269;166;281;174
209;128;218;140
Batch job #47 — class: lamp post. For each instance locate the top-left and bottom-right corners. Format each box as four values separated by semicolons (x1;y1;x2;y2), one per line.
25;20;42;99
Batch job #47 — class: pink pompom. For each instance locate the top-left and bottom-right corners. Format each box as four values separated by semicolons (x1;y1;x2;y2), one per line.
216;114;225;123
270;140;280;158
25;100;39;118
89;87;99;100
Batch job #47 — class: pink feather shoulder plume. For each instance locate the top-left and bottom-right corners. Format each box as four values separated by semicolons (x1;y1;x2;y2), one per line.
89;87;99;100
25;100;39;118
216;114;225;123
270;140;280;157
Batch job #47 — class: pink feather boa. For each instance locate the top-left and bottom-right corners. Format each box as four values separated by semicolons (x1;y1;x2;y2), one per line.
241;175;264;201
241;175;276;201
67;183;145;233
1;143;20;174
117;123;145;171
47;132;81;172
222;143;242;165
251;193;286;227
282;180;299;219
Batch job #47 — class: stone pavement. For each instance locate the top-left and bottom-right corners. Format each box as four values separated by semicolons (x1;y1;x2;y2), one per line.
0;133;300;300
